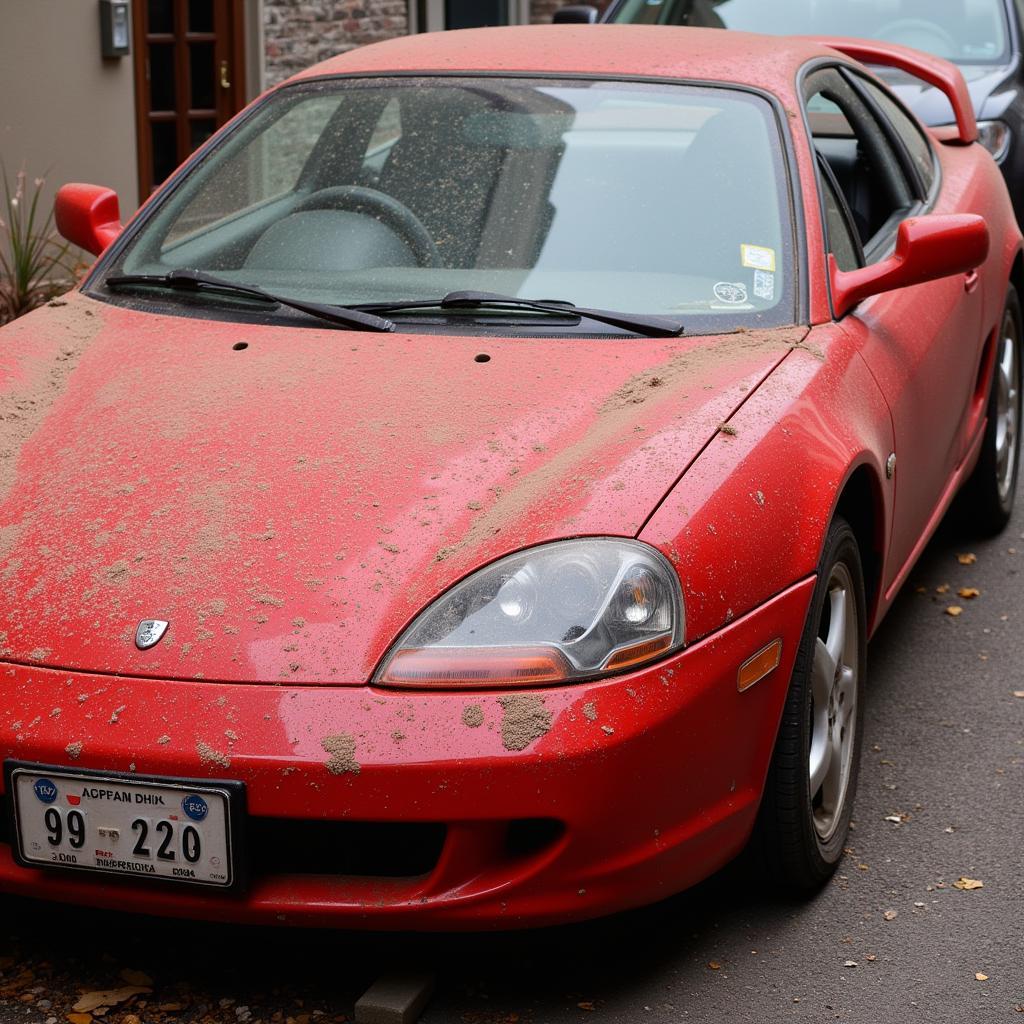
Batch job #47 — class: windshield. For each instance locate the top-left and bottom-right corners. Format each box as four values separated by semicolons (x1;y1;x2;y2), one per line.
610;0;1010;64
104;77;794;332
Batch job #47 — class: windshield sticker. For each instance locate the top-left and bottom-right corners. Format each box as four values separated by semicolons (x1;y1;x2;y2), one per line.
713;281;748;305
741;244;777;273
753;270;775;302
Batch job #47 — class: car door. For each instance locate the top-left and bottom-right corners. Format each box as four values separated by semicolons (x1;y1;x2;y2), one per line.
804;67;985;589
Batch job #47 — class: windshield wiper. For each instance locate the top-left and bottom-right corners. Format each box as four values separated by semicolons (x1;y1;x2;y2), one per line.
356;291;684;338
105;269;395;333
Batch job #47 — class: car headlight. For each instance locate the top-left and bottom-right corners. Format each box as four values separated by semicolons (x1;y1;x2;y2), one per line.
375;539;685;688
977;120;1011;164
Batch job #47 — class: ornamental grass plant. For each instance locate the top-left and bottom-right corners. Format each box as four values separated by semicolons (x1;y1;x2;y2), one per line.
0;164;79;325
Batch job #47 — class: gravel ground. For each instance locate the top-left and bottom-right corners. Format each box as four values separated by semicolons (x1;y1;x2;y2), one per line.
1;500;1022;1024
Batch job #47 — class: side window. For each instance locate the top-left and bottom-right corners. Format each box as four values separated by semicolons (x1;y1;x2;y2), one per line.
803;69;915;262
818;155;862;273
855;77;937;194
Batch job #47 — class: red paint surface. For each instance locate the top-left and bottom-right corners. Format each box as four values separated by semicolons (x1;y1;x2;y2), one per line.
0;24;1020;927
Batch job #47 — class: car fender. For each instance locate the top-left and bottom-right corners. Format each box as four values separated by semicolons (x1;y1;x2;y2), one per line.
640;323;894;645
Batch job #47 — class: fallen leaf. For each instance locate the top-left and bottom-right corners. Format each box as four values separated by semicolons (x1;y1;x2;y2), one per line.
958;587;981;599
866;954;877;962
73;988;150;1013
957;553;977;565
708;961;722;971
936;583;951;594
577;1002;595;1011
856;862;870;871
945;606;963;617
67;1016;93;1024
975;972;989;981
883;909;898;921
884;813;909;824
954;877;984;890
118;971;153;988
844;960;858;968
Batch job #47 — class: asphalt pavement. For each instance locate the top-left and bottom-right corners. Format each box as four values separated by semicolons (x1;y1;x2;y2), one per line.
1;491;1022;1024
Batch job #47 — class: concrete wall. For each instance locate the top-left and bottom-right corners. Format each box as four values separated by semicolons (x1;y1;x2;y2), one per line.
0;0;139;218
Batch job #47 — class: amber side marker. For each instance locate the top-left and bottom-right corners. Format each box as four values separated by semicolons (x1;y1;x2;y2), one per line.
737;639;783;692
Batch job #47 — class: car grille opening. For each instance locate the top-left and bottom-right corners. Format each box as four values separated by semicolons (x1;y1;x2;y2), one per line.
504;818;564;860
246;818;446;879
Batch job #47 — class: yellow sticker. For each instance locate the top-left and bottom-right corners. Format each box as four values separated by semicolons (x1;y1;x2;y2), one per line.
741;244;776;273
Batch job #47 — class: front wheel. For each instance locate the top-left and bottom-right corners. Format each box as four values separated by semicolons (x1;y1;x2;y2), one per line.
752;517;866;890
958;285;1022;536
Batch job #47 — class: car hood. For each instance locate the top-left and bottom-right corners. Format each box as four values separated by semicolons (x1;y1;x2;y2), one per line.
874;62;1014;126
0;294;805;684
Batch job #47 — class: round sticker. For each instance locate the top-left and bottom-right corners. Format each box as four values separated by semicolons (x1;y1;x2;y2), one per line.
182;794;209;822
32;778;58;804
713;282;748;305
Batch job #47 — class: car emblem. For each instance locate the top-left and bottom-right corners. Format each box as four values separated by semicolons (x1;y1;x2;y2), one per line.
135;619;169;650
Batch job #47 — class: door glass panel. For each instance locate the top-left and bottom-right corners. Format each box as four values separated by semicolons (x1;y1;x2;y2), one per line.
190;119;217;151
147;0;174;33
445;0;509;28
188;0;214;32
151;121;179;186
190;42;216;110
149;44;176;111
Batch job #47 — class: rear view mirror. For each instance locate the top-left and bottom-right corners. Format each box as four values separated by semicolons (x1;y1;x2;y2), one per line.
830;214;989;318
553;5;599;23
54;183;124;256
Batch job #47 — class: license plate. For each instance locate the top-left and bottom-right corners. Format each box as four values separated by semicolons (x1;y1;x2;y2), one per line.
5;762;244;889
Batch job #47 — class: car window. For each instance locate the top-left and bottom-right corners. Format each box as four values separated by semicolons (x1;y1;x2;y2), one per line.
108;77;797;333
803;69;915;262
817;155;862;274
853;76;937;195
163;94;345;246
610;0;1011;63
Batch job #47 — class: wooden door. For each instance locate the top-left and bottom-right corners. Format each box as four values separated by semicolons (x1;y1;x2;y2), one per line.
133;0;247;198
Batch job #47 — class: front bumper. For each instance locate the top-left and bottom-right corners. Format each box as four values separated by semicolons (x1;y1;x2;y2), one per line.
0;577;814;929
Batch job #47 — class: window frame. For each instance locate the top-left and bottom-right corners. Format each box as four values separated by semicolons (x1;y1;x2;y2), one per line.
800;60;941;319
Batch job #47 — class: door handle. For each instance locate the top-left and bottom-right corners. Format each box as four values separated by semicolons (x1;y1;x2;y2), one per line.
220;60;231;90
964;269;980;293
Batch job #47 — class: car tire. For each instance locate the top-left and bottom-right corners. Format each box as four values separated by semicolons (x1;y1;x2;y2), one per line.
752;517;866;891
958;285;1022;536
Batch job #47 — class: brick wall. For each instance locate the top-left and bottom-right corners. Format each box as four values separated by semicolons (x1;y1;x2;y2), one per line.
264;1;410;85
263;0;615;85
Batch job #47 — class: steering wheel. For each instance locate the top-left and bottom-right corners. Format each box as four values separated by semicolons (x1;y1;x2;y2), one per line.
875;19;958;58
293;186;441;268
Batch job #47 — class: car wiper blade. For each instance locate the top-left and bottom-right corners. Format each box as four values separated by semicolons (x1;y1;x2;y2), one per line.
105;269;395;333
358;290;684;338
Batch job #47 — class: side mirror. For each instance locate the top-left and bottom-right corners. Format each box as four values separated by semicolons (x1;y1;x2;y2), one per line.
54;183;124;256
553;5;599;23
830;214;989;318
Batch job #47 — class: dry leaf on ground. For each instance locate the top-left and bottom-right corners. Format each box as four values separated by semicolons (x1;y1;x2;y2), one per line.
66;1015;93;1024
957;553;977;565
72;987;150;1013
958;587;981;599
936;583;951;594
975;972;989;981
945;606;963;617
708;961;722;971
954;877;984;890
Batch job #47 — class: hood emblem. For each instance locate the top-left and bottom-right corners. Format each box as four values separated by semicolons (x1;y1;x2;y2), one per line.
135;619;169;650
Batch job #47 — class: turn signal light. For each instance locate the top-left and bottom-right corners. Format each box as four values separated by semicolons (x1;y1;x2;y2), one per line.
737;639;782;692
379;646;570;688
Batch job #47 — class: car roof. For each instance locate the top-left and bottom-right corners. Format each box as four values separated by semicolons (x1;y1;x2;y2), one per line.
287;24;842;98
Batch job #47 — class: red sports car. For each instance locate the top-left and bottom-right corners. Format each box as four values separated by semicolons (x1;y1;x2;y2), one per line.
0;26;1019;929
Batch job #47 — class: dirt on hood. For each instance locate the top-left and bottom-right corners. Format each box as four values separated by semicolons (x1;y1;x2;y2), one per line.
0;294;806;683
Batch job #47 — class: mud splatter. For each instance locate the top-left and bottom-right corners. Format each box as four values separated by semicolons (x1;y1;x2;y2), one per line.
65;741;83;760
461;704;484;728
322;732;360;775
499;695;552;752
582;702;598;722
196;740;231;769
